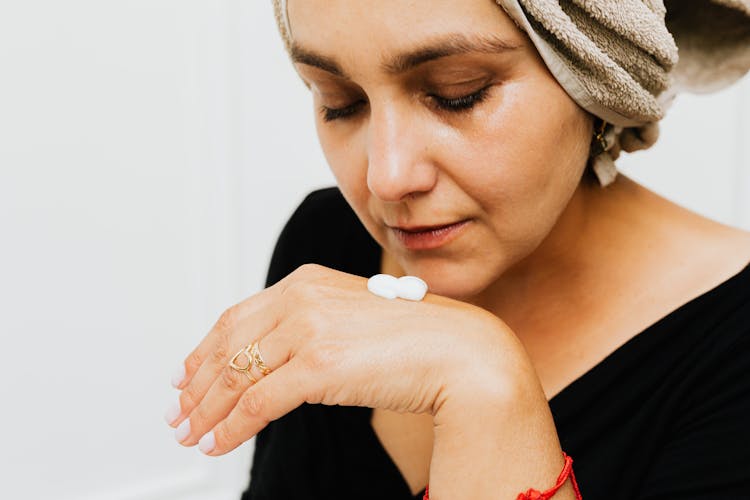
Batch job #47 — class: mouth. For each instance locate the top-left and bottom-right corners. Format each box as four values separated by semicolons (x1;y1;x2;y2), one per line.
389;219;472;250
392;222;460;233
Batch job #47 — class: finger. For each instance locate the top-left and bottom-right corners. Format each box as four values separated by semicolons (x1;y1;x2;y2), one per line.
175;262;329;394
178;336;289;446
173;286;279;391
197;355;315;456
169;301;281;429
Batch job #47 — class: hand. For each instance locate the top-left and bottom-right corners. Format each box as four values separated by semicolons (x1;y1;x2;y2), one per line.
166;263;525;456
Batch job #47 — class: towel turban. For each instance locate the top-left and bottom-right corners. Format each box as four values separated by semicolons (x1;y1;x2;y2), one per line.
272;0;750;186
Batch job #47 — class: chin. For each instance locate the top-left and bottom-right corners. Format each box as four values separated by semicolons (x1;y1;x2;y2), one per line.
401;259;498;302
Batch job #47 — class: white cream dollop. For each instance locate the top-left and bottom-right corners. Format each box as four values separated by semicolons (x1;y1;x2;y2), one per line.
367;274;428;301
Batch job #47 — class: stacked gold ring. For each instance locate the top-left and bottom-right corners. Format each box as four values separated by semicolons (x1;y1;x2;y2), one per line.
249;341;273;376
229;340;272;383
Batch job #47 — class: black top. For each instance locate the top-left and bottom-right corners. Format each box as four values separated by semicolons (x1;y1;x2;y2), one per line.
241;187;750;500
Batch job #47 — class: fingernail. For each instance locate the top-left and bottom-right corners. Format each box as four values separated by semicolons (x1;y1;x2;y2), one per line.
171;365;186;388
198;431;215;454
175;418;191;443
164;400;181;425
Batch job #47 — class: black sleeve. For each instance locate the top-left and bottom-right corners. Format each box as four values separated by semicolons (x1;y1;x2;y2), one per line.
263;189;327;288
242;190;324;500
638;330;750;499
240;187;381;500
262;186;379;288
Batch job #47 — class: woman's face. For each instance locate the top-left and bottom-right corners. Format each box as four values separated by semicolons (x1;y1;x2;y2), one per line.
288;0;594;300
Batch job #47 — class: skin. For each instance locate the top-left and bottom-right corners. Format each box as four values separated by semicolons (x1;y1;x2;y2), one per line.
294;0;593;305
166;1;750;498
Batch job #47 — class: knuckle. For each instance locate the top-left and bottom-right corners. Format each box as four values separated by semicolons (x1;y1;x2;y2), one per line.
296;262;323;276
180;383;201;409
219;366;243;392
237;390;267;422
185;351;203;373
192;402;211;426
213;421;236;449
281;279;307;301
284;264;326;297
215;305;239;333
299;309;328;337
303;343;338;373
209;337;231;365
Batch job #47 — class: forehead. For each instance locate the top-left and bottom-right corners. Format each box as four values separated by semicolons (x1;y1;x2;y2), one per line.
285;0;528;66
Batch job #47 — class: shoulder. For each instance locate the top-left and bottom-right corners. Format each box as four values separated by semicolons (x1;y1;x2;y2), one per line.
667;254;750;401
629;187;750;337
280;186;373;253
264;187;380;287
276;186;350;233
669;221;750;321
293;186;354;222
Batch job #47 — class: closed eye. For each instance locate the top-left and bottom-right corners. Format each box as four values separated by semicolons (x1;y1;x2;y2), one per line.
429;86;491;112
319;100;367;122
319;86;492;123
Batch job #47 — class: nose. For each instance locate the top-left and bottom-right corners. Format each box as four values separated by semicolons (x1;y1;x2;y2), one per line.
366;101;438;202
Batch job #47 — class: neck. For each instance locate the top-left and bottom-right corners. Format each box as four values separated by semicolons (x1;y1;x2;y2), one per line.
380;174;669;332
466;174;652;329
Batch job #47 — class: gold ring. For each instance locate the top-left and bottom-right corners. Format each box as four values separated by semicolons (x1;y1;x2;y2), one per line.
229;343;258;384
250;341;273;376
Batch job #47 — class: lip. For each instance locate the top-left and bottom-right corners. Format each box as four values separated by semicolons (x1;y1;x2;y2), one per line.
390;219;471;250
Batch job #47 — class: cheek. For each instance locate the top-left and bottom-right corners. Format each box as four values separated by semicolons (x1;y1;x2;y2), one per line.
316;117;366;189
453;80;590;227
315;117;382;232
313;77;590;268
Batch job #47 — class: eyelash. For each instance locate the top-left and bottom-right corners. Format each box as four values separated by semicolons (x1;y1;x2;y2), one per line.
319;86;491;123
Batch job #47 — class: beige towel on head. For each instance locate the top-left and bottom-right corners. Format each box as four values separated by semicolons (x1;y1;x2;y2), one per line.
498;0;750;118
666;0;750;92
272;0;750;185
497;0;679;127
495;0;750;184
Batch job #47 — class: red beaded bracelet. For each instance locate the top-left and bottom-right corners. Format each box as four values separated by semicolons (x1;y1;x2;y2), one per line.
422;451;582;500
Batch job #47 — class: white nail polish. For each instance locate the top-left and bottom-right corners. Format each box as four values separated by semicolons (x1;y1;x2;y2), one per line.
171;365;186;388
175;418;191;443
198;431;215;454
164;400;181;425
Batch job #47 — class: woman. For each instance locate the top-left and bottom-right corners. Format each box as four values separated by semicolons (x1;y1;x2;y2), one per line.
166;1;750;498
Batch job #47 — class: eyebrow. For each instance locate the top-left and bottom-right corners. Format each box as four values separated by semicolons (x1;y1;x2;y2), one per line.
290;33;521;79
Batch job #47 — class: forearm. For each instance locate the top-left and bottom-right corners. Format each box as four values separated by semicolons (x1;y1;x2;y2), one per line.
428;368;577;499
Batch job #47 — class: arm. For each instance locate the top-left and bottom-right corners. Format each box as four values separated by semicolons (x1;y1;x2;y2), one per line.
428;315;578;499
175;189;583;499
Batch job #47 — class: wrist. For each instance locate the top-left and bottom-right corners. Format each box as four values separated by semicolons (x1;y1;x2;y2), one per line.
423;451;581;500
432;312;542;420
427;321;575;499
429;394;575;499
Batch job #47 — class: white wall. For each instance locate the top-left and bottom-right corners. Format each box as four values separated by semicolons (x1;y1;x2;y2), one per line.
0;1;747;499
618;83;750;229
0;1;257;499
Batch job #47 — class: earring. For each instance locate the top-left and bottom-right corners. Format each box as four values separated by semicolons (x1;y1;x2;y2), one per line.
589;119;617;187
